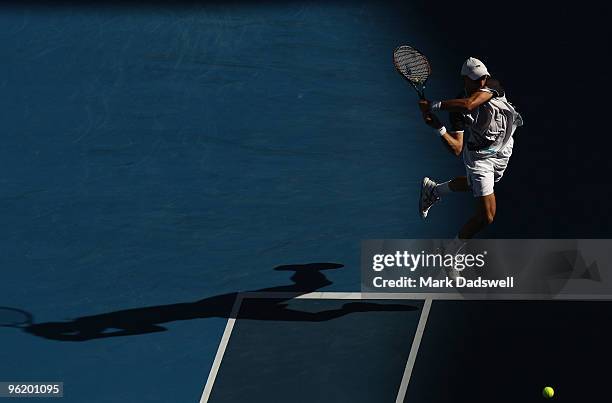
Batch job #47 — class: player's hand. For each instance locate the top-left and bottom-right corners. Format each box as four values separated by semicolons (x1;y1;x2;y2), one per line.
418;99;431;113
422;111;441;128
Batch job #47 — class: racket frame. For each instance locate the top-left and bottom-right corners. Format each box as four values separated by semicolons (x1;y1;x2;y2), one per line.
393;45;431;99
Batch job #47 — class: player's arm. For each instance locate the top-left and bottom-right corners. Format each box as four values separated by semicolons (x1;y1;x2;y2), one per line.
431;90;493;113
441;130;463;157
418;108;463;156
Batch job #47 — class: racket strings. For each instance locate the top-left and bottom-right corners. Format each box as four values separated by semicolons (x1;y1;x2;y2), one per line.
394;46;431;84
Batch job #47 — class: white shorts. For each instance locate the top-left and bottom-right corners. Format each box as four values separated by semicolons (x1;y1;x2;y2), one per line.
463;137;514;197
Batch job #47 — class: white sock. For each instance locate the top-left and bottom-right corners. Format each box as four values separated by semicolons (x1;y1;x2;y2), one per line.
434;180;453;197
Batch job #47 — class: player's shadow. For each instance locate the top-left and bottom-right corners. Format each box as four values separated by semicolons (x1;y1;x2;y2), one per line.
20;263;418;342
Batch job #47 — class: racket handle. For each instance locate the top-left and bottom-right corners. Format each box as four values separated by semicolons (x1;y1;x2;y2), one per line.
418;87;426;100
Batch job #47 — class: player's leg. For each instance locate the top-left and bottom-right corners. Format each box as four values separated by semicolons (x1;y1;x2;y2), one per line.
443;176;470;193
458;193;496;239
457;147;497;238
434;175;492;278
455;140;512;237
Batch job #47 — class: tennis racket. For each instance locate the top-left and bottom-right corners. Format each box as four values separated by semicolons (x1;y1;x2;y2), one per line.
393;45;431;99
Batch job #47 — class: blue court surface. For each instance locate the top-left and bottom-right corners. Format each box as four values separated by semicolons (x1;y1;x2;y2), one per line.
1;1;610;402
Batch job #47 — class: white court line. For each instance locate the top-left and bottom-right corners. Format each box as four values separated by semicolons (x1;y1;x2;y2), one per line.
240;291;612;301
395;298;432;403
199;294;244;403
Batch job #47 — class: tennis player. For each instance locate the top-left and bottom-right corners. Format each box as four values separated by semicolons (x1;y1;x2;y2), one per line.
418;57;523;240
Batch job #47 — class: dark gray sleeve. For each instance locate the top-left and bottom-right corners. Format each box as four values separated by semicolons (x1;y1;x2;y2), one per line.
449;90;467;132
449;111;466;132
483;78;505;97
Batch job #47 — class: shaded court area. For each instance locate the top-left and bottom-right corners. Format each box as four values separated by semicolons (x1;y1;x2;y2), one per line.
407;300;612;403
204;294;612;403
205;295;424;403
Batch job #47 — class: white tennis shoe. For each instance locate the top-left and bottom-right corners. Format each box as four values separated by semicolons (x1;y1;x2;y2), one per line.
419;177;440;219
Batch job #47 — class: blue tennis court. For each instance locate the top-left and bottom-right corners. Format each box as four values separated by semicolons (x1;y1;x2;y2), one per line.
1;3;464;401
1;1;610;402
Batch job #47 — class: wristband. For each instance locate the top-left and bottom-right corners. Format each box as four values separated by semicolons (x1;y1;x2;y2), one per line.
436;126;447;136
431;101;442;111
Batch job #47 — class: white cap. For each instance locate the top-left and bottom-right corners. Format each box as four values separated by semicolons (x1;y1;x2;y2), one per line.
461;57;490;80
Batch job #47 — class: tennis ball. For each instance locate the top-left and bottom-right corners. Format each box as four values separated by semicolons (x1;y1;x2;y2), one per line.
542;386;554;399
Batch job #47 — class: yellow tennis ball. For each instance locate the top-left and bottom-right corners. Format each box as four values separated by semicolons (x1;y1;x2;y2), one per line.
542;386;554;399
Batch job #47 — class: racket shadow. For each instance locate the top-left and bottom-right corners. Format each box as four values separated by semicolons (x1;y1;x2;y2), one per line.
0;307;34;328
